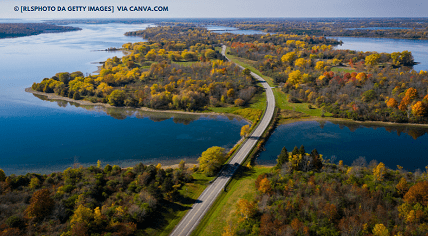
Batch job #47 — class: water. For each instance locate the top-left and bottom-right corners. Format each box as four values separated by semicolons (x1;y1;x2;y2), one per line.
0;22;247;175
257;120;428;171
332;36;428;71
345;27;416;30
206;25;267;35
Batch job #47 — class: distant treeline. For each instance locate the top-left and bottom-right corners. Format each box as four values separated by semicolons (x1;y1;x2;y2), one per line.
48;18;428;40
0;23;81;39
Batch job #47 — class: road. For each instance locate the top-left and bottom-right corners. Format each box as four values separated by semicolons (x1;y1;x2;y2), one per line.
170;45;275;236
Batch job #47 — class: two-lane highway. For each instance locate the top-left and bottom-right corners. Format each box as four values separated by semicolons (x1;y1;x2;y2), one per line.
170;45;275;236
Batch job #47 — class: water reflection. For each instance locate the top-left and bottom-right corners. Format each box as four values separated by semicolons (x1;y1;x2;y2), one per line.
31;93;237;124
257;120;428;171
325;120;428;140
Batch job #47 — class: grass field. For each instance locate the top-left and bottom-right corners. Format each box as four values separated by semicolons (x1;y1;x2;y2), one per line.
191;166;271;236
331;66;355;73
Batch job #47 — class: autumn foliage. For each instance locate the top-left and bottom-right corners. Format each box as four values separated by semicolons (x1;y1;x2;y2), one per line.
227;147;428;235
26;189;54;220
404;181;428;206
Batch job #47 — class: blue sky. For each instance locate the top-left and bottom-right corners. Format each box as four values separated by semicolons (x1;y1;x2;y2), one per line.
1;0;428;18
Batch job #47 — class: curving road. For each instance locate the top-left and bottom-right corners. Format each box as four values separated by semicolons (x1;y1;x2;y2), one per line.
170;45;275;236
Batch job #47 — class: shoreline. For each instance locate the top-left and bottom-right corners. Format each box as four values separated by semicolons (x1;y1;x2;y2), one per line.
278;116;428;128
26;87;428;129
25;87;251;123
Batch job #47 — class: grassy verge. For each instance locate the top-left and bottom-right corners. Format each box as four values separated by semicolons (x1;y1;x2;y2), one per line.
149;172;215;236
331;66;355;73
191;166;271;236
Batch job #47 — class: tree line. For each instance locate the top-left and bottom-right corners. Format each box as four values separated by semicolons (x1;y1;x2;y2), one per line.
0;23;80;39
224;145;428;235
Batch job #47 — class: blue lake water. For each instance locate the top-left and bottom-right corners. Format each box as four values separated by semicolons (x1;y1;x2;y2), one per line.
332;36;428;71
257;121;428;171
0;22;247;175
206;25;267;35
345;27;415;30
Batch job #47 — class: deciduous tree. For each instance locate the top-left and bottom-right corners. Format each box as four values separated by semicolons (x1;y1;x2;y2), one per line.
198;146;226;176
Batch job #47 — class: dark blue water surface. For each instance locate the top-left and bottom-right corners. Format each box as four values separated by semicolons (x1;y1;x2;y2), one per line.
345;27;415;30
332;36;428;71
0;22;247;175
257;121;428;171
206;25;267;35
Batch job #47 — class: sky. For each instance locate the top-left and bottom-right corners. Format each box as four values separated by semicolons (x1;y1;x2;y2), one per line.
1;0;428;19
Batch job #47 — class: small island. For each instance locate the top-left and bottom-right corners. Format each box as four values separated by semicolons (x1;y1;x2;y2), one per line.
0;23;81;39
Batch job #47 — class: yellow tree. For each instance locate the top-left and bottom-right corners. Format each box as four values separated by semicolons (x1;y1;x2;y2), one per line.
372;224;389;236
287;70;302;85
373;162;386;182
198;146;226;176
240;124;250;137
396;177;409;196
315;61;325;71
227;88;235;98
294;58;306;68
236;199;256;220
281;52;296;64
365;54;381;66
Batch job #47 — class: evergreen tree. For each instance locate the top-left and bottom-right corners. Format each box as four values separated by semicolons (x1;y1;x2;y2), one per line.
310;148;323;171
291;146;299;156
275;147;288;169
299;145;306;155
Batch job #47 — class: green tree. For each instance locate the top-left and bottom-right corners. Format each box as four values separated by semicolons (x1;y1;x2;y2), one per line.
29;177;40;189
291;146;299;156
242;68;251;76
362;90;377;102
205;49;216;59
198;146;226;176
108;90;126;106
310;149;323;171
299;145;306;155
275;147;288;169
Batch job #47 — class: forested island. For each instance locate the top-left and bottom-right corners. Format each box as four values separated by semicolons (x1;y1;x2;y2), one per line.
0;23;81;39
30;25;428;124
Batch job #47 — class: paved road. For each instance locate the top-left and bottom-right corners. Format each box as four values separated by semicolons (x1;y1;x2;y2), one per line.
170;45;275;236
